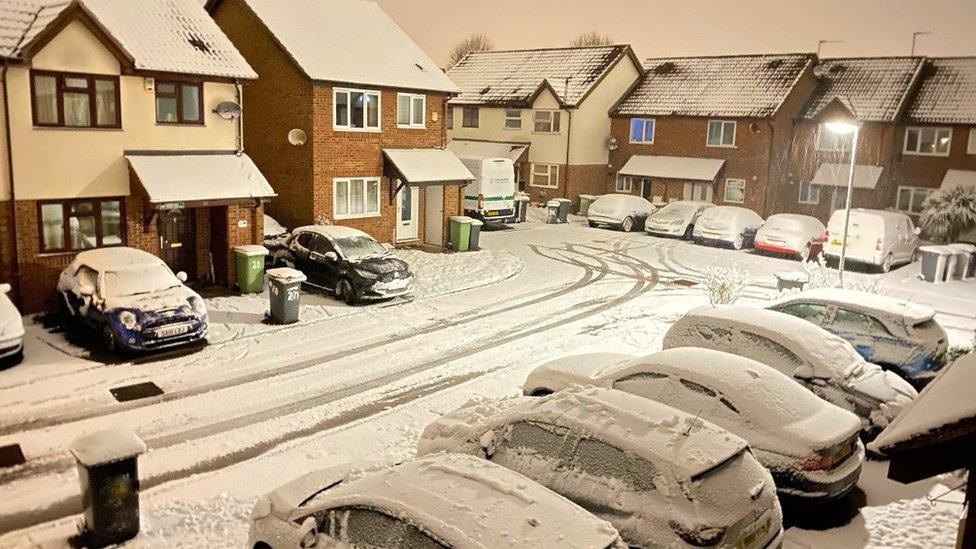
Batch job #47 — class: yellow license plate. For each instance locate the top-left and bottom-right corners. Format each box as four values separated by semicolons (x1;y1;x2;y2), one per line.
832;239;843;246
738;516;771;549
486;210;499;217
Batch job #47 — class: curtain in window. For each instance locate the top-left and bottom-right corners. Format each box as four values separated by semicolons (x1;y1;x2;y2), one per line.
350;179;365;214
40;204;64;250
95;80;117;126
69;202;96;249
397;95;411;125
366;180;379;213
335;180;349;215
63;92;91;127
101;200;123;245
182;84;201;122
411;97;423;125
34;75;58;124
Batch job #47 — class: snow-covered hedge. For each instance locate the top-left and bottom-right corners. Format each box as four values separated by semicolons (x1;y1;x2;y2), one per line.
701;266;750;306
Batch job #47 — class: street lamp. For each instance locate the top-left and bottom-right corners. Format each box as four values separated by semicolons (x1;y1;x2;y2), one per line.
825;119;861;285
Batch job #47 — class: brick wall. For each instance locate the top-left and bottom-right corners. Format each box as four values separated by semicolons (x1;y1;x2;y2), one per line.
891;123;976;192
566;164;610;203
224;202;264;287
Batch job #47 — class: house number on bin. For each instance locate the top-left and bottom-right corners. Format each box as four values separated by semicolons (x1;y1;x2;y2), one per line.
287;288;299;301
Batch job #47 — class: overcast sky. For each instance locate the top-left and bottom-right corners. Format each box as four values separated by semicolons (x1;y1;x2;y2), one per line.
373;0;976;66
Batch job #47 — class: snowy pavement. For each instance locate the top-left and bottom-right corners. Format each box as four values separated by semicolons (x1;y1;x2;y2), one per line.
0;208;972;547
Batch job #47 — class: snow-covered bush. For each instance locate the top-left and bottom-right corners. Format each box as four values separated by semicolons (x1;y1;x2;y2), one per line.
919;186;976;243
702;266;750;306
798;253;881;294
314;214;333;226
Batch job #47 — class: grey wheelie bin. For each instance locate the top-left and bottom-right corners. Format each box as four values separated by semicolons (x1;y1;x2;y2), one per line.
919;246;951;283
555;198;572;223
469;219;484;251
267;267;306;324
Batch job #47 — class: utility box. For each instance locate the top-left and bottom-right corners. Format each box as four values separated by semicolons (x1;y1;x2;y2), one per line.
234;245;269;294
266;267;306;324
70;428;146;548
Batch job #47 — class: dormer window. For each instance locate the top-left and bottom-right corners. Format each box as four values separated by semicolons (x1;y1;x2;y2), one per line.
30;71;120;129
156;81;203;125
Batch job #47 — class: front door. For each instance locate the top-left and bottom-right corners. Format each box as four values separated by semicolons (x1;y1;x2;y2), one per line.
158;209;196;278
396;182;419;241
424;185;444;246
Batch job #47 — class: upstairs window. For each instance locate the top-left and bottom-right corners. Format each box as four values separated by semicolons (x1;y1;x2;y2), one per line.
904;127;951;156
969;128;976;155
461;106;479;128
504;108;522;130
533;110;561;133
31;71;119;128
334;88;381;131
706;120;736;147
630;118;655;143
155;81;203;125
397;93;426;128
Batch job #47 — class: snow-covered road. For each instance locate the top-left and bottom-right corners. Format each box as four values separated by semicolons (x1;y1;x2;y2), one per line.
1;209;972;547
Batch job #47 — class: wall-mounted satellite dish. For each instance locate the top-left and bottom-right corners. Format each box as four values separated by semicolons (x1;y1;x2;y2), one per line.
287;128;308;146
214;101;242;120
606;136;619;151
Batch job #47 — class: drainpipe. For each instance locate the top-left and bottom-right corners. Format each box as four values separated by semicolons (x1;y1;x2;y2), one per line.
563;108;573;200
235;81;244;154
2;61;20;303
761;120;776;217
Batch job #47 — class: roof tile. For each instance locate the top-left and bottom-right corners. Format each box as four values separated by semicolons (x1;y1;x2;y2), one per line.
908;57;976;124
801;57;924;122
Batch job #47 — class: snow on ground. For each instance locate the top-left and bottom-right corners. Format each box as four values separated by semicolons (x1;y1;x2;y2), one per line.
0;209;972;547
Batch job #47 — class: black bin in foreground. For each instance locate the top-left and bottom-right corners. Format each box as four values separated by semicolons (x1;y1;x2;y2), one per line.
70;428;146;548
267;267;307;324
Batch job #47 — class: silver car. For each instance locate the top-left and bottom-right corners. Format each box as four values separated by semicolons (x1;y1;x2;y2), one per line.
645;200;715;240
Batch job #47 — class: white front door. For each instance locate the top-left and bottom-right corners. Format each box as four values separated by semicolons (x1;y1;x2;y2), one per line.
396;182;419;241
424;185;444;246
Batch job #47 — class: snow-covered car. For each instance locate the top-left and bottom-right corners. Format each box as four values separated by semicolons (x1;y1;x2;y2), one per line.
56;248;208;353
418;387;783;549
754;213;826;260
692;206;764;250
824;209;920;272
278;225;413;304
769;289;949;388
248;453;627;549
663;306;918;437
0;283;25;366
586;194;656;232
522;349;865;501
644;200;715;239
263;214;290;267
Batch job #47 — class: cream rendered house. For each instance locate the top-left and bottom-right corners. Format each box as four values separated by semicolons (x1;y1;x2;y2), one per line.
447;45;643;204
0;0;274;312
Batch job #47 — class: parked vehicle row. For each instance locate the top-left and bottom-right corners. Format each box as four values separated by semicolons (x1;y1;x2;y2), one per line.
0;283;25;367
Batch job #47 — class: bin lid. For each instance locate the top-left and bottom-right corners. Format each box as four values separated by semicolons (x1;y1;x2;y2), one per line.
947;243;976;253
70;428;146;467
234;244;269;256
546;199;561;206
267;267;307;282
919;245;954;255
515;192;530;200
579;194;597;200
774;271;809;282
555;198;572;204
450;216;473;223
469;219;484;226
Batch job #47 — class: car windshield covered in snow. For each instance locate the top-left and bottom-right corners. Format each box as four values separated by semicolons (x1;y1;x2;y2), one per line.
335;235;387;261
102;265;181;298
654;202;698;217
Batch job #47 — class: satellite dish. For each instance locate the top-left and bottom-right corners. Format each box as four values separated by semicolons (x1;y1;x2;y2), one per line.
749;122;761;133
606;136;619;151
214;101;242;120
287;128;308;146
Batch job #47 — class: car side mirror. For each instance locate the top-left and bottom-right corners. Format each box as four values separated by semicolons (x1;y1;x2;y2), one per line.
176;271;188;283
0;283;9;294
913;226;921;235
324;251;338;262
298;517;318;548
79;284;95;297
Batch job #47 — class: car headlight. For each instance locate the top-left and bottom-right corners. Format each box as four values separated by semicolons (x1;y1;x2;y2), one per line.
117;310;139;331
355;268;379;280
189;297;207;316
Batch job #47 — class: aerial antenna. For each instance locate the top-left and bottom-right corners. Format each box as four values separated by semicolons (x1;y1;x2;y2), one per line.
684;409;703;436
817;39;844;57
912;31;933;56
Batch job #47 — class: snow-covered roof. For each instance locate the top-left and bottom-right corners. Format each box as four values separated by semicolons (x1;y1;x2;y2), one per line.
773;289;936;325
126;153;276;205
613;53;814;118
382;148;474;184
810;163;883;189
236;0;457;93
70;246;164;272
0;0;67;60
69;427;146;466
908;57;976;124
287;454;621;549
618;155;725;182
800;57;925;122
447;139;529;162
293;224;370;241
872;352;976;453
940;169;976;192
447;45;634;107
2;0;255;79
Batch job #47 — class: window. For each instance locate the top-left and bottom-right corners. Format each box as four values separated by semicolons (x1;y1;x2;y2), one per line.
155;81;203;124
707;120;736;147
615;175;633;193
334;88;381;131
570;437;657;492
334;178;381;219
529;163;559;188
969;128;976;155
903;127;952;156
816;124;854;152
777;303;828;323
446;106;453;130
723;178;745;203
30;71;119;128
461;106;479;128
397;93;426;128
896;186;933;215
504;108;522;130
496;421;570;459
742;331;805;372
38;198;124;253
533;110;561;133
327;507;448;549
630;118;655;143
798;181;820;205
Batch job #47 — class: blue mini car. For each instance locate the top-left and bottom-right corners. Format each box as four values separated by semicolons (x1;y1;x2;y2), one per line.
57;248;208;354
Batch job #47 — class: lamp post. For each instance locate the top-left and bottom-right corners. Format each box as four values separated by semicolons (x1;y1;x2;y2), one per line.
825;120;860;285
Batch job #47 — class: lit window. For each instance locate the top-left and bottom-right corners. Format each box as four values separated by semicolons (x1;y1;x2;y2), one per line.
630;118;655;143
903;127;952;156
707;120;736;147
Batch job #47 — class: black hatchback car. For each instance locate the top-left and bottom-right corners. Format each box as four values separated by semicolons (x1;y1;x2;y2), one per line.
281;225;414;304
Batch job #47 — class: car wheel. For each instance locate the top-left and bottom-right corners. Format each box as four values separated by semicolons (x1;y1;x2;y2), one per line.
587;221;598;228
798;243;812;261
733;233;745;250
621;217;634;232
682;225;694;240
0;348;23;368
337;278;358;306
881;254;893;273
529;389;553;397
101;323;119;354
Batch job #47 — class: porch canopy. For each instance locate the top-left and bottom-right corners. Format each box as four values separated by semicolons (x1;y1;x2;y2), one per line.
618;155;725;182
383;148;474;196
811;163;883;189
446;139;529;162
126;152;276;208
940;169;976;192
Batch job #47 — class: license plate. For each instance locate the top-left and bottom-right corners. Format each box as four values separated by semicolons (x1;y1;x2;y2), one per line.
767;237;783;243
702;230;720;237
486;210;499;217
156;323;191;338
738;516;771;549
832;239;843;246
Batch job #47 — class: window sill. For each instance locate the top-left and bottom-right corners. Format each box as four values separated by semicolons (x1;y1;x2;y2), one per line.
396;124;427;130
723;200;745;204
333;126;383;133
532;132;560;135
334;212;382;220
706;144;737;149
32;125;122;131
529;183;559;189
461;125;480;129
630;141;654;145
156;121;206;127
902;151;950;157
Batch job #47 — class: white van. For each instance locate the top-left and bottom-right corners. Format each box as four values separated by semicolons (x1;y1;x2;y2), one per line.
824;209;920;272
459;157;516;222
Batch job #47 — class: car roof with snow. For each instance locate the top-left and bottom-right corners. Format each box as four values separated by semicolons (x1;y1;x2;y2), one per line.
292;225;372;241
828;208;912;224
700;205;763;221
594;193;649;206
772;289;935;324
281;453;621;549
69;247;165;273
669;305;863;380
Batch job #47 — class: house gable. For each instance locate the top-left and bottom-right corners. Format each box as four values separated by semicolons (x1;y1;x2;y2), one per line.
30;17;122;75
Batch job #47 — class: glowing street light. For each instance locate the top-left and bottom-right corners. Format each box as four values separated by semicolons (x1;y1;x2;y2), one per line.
824;116;861;285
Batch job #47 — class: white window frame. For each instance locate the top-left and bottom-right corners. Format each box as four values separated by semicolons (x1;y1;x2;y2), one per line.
333;177;381;219
798;181;820;205
333;88;381;132
504;108;522;130
707;120;736;148
615;175;633;193
529;163;559;189
723;178;745;203
968;128;976;155
816;124;854;153
903;126;952;156
396;93;426;129
533;110;561;134
630;118;655;144
896;186;933;215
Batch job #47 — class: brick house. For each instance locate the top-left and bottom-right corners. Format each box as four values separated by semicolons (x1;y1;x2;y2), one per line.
0;0;273;313
778;57;926;222
206;0;473;250
446;45;643;204
608;53;817;216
